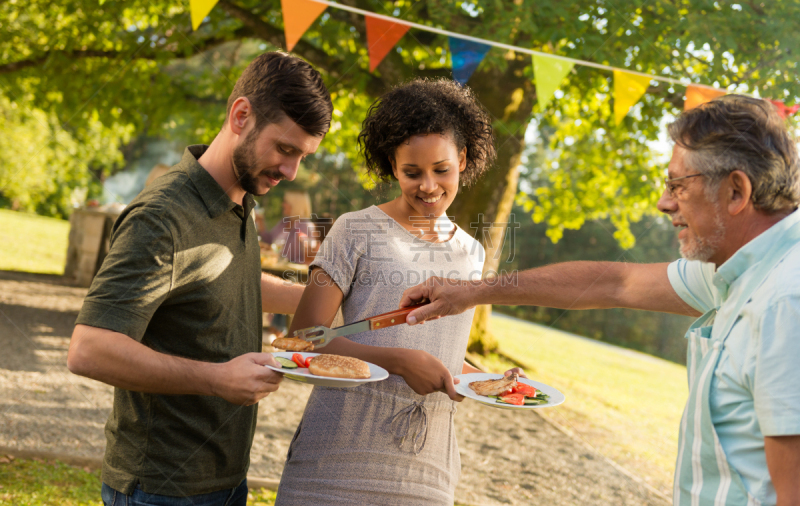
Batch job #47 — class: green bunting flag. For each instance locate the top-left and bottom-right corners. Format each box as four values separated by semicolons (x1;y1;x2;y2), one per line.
532;54;574;111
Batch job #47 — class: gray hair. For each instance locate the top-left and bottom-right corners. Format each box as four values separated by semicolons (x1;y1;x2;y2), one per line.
668;94;800;213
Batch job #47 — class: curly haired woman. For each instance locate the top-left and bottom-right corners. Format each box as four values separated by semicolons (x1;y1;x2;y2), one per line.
276;79;514;505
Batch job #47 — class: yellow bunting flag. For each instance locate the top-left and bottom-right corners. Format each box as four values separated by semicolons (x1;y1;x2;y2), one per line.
532;54;575;111
365;16;410;72
190;0;219;30
613;70;651;124
281;0;328;51
684;85;726;111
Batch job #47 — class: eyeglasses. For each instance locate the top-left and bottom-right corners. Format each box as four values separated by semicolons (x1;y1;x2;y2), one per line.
664;173;704;198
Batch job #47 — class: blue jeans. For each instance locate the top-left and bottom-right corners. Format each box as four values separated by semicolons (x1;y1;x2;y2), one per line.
101;480;248;506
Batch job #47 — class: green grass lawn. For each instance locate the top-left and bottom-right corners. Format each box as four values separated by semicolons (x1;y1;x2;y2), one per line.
0;457;469;505
0;209;70;275
473;314;687;497
0;458;100;506
0;457;278;505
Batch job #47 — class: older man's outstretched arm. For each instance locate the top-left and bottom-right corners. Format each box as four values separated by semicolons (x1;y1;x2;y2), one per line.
400;261;701;324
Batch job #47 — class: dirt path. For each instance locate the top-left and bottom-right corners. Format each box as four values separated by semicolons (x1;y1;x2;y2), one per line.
0;270;666;505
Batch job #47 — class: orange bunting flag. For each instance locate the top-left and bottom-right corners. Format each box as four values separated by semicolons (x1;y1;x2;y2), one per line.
613;70;651;124
365;16;410;72
190;0;219;30
281;0;327;51
684;85;726;111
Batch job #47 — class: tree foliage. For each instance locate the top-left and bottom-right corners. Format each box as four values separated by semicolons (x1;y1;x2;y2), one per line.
2;0;798;236
2;0;798;356
520;72;667;248
0;94;132;217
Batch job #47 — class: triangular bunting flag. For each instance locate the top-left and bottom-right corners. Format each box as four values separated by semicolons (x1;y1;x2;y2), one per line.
768;99;800;119
684;85;726;111
365;16;410;72
613;70;651;124
532;54;575;111
281;0;327;51
449;37;491;86
190;0;219;30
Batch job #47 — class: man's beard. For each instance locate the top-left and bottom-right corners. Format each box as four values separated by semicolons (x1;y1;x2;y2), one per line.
678;208;726;262
232;131;281;196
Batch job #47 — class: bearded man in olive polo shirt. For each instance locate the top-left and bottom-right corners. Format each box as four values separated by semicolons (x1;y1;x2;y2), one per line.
67;52;332;505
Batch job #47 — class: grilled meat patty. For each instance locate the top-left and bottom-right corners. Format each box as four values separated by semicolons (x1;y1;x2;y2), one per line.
468;373;518;397
272;337;314;352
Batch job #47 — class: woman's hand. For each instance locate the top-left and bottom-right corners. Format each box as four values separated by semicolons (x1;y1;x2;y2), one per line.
394;349;463;402
504;367;528;379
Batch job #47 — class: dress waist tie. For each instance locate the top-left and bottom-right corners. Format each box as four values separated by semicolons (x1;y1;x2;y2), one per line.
389;401;429;455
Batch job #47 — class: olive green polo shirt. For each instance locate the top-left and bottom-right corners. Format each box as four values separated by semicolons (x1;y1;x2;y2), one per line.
75;145;262;496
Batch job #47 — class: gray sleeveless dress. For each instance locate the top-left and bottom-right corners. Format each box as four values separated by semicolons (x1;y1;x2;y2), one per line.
275;206;484;506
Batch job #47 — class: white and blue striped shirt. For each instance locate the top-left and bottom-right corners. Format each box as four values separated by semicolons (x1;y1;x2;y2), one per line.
668;210;800;505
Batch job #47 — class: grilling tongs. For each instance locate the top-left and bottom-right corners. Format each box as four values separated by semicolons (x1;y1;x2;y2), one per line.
292;303;427;349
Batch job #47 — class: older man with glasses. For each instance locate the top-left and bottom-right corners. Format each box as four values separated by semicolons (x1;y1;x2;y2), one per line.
400;94;800;506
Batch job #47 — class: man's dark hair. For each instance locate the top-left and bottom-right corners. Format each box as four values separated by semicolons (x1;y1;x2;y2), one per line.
226;52;332;136
358;78;496;187
668;94;800;213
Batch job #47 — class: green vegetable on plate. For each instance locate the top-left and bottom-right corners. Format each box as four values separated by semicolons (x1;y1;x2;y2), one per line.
275;357;298;369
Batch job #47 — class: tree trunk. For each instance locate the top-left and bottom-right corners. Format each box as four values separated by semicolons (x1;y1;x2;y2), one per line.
448;51;536;354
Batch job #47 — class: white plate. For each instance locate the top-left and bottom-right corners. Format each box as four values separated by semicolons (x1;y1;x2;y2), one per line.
266;352;389;388
454;373;565;410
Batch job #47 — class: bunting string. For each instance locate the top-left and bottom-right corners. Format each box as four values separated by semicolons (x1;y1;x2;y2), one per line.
303;0;696;89
190;0;793;117
301;0;737;115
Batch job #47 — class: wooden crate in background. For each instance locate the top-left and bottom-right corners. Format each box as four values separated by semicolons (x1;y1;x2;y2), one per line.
64;209;120;287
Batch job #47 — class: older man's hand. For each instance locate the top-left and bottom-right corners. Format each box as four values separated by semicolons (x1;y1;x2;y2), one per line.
400;276;479;325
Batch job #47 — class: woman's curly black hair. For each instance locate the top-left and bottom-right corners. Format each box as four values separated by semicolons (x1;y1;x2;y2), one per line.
358;78;496;187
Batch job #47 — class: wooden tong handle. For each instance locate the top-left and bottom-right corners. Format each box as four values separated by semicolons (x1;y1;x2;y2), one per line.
368;303;427;330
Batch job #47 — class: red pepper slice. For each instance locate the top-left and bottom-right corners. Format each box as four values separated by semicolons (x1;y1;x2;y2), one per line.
499;393;525;406
291;353;307;368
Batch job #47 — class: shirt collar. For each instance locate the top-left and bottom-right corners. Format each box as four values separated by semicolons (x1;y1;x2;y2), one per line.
182;145;253;220
713;210;800;297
